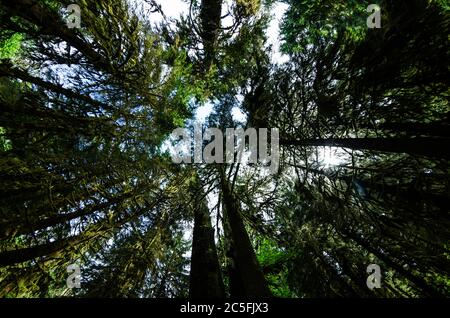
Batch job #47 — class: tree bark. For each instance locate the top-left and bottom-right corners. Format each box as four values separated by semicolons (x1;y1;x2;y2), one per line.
199;0;222;71
281;137;450;159
372;122;450;137
0;234;88;267
189;175;225;298
219;170;272;298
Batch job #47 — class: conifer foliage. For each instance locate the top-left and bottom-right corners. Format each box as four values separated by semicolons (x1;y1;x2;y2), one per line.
0;0;449;298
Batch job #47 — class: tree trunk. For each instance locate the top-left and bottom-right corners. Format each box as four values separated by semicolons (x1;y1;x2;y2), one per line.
281;137;450;159
0;234;87;267
189;175;225;298
370;122;450;137
223;215;246;297
199;0;222;71
219;170;272;297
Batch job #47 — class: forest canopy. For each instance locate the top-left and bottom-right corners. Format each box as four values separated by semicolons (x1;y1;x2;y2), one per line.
0;0;449;298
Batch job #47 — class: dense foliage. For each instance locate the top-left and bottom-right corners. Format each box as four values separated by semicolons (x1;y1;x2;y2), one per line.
0;0;449;298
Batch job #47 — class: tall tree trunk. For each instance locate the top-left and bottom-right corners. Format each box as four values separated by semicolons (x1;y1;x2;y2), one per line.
219;169;272;297
0;234;89;267
189;175;225;298
281;137;450;159
292;164;450;212
366;122;450;137
222;214;246;297
199;0;222;71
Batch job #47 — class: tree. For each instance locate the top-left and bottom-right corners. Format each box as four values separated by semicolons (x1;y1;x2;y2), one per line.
188;172;225;298
1;0;449;298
